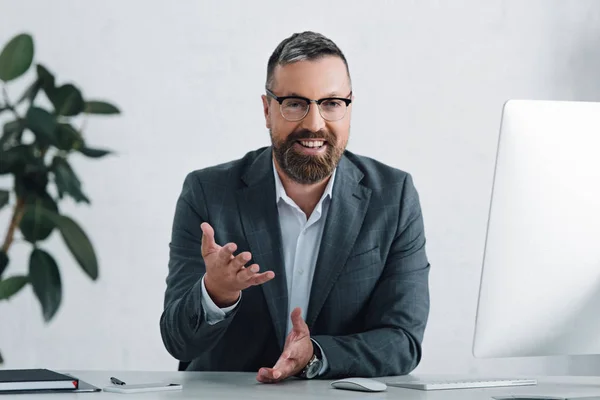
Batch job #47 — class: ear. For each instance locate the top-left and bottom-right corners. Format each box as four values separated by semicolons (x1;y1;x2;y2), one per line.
345;93;355;118
261;95;272;129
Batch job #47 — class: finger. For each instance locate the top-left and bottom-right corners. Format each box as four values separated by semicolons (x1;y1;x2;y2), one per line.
200;223;217;254
257;368;278;383
256;373;272;383
248;271;275;286
262;366;286;381
290;307;308;335
271;358;297;381
217;242;237;264
230;251;252;270
236;263;260;282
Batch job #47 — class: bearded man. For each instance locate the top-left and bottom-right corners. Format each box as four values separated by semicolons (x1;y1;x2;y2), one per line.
160;31;431;383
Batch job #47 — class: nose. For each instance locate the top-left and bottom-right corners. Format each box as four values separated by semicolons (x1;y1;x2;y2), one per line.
300;102;326;133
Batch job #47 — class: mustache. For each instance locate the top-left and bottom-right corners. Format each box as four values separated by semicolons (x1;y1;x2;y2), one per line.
286;129;336;142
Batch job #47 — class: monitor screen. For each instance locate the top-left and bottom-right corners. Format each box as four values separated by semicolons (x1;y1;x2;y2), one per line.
473;99;600;358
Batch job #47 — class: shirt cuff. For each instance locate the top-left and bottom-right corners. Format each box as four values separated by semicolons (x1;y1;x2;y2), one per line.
200;274;241;325
311;338;329;375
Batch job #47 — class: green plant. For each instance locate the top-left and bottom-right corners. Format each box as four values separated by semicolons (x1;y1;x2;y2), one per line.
0;33;120;364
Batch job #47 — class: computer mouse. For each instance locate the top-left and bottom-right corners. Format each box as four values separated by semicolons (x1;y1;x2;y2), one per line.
330;377;387;392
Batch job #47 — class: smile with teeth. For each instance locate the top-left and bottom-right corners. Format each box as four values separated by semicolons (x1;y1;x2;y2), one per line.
298;140;326;148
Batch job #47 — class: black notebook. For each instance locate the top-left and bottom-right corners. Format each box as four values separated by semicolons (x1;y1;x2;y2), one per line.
0;369;79;392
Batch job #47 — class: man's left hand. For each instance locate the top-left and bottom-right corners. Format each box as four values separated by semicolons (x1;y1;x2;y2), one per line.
257;307;313;383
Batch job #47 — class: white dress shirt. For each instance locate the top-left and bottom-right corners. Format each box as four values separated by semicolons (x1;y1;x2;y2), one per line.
199;160;336;374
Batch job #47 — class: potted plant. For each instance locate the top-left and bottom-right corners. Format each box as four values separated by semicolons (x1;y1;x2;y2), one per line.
0;32;120;364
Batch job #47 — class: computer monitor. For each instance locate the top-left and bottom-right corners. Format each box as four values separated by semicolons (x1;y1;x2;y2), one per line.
473;99;600;359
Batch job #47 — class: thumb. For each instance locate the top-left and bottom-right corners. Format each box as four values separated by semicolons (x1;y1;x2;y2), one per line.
290;307;308;334
200;222;217;254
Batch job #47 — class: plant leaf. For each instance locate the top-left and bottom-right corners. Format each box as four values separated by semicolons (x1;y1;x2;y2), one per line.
84;101;120;115
0;189;9;210
0;250;8;277
16;79;42;105
36;64;56;95
2;119;24;138
51;156;90;203
0;275;28;300
0;145;35;175
0;33;34;82
79;147;112;158
55;216;98;280
3;119;21;134
18;208;99;281
29;248;61;321
49;84;84;116
14;164;49;201
55;123;83;151
19;192;59;242
0;120;24;151
25;107;57;145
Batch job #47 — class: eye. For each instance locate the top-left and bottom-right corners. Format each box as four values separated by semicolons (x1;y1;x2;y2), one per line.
283;98;307;109
322;100;343;109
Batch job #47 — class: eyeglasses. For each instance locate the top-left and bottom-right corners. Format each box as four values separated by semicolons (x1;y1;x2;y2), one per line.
265;88;352;122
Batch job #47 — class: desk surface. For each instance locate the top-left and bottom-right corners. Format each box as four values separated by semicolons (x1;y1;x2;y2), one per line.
12;371;600;399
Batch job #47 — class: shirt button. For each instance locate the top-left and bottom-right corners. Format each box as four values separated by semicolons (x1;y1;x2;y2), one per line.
298;269;304;275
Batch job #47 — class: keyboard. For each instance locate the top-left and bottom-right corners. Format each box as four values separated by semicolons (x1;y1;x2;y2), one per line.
387;378;537;391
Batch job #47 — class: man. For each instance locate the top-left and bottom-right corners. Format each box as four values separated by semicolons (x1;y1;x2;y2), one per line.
160;31;430;383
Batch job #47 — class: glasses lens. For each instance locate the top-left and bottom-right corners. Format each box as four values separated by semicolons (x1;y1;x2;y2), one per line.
319;99;347;121
281;98;309;121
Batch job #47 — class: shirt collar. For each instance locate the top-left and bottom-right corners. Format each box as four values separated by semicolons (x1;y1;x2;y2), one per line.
272;159;336;205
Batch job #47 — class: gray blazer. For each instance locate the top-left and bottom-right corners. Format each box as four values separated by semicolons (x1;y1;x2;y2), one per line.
160;146;430;378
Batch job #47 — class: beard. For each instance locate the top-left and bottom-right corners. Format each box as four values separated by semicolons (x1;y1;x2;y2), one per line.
270;128;346;185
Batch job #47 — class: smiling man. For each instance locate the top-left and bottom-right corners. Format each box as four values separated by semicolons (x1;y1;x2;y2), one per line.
160;31;431;383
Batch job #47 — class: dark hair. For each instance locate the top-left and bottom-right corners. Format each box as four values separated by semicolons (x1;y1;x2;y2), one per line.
265;31;351;90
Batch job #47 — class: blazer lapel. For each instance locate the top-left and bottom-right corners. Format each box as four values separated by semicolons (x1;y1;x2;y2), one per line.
306;155;372;328
236;148;288;349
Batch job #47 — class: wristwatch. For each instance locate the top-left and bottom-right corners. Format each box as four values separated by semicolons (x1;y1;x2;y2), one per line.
297;340;323;379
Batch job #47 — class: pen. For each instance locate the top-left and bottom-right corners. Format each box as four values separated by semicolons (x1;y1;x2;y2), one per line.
110;377;126;385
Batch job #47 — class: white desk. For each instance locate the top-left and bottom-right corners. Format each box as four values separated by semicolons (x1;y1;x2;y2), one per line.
14;371;600;399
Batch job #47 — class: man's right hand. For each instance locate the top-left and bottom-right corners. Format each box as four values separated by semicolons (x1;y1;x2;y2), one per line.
201;222;275;308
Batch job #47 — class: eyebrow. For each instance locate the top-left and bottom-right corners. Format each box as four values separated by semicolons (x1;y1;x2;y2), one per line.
287;91;346;98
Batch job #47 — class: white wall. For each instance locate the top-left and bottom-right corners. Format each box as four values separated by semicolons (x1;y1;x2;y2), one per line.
1;0;599;375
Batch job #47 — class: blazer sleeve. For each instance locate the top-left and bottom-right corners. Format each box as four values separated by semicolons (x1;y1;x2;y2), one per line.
159;172;239;362
312;173;430;378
